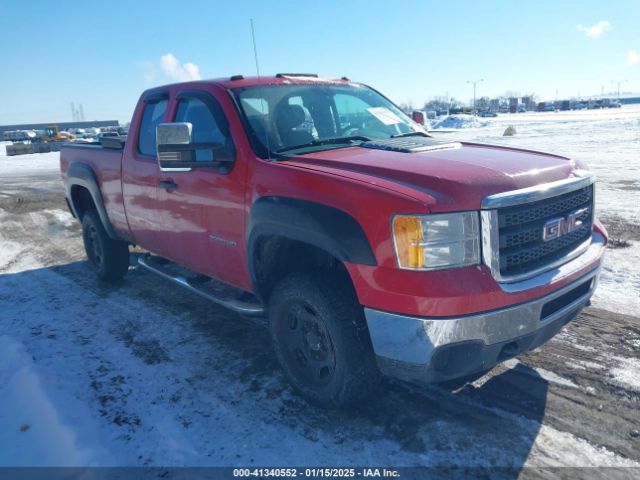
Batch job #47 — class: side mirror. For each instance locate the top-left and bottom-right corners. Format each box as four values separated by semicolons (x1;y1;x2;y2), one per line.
156;123;230;171
157;122;193;171
412;110;426;125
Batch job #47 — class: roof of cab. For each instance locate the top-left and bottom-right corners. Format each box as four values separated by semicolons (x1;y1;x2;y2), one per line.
148;74;356;92
219;74;354;89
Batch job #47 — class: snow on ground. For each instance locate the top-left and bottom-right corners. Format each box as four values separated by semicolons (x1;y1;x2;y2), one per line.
609;357;640;392
0;147;60;176
0;336;114;466
591;240;640;316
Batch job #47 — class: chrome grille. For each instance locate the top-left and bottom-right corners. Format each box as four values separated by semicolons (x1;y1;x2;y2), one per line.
499;187;592;228
496;185;593;277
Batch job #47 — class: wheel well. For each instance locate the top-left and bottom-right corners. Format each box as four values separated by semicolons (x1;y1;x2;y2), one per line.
252;236;354;301
70;185;96;220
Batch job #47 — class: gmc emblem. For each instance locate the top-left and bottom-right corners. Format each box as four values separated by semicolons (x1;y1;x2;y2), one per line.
542;208;588;242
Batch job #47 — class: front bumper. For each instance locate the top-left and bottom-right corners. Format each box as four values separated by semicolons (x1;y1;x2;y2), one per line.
364;263;601;384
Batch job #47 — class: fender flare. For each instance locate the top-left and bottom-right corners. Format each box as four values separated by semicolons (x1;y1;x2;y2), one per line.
247;196;377;291
67;162;119;240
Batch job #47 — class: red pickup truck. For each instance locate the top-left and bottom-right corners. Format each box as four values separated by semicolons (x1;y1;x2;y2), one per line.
60;74;607;408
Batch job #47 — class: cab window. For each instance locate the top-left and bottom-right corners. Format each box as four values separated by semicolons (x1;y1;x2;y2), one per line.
137;99;168;156
174;97;233;163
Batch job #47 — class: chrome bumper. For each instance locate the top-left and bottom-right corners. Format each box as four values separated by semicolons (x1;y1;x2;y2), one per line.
364;235;605;384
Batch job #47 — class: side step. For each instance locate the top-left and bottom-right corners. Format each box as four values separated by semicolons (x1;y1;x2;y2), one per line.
137;254;265;317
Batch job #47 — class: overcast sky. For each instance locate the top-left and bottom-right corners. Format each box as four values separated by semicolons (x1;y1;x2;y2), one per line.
1;0;639;124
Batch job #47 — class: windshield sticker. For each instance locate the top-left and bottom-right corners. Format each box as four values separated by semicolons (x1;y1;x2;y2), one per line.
367;107;402;125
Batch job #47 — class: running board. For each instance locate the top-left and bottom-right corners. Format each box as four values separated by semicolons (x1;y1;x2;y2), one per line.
137;254;265;316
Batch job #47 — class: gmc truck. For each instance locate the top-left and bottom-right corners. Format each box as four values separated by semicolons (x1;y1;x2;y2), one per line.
60;74;607;408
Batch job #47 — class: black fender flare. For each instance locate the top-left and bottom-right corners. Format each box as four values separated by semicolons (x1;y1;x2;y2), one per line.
67;162;119;240
247;196;377;292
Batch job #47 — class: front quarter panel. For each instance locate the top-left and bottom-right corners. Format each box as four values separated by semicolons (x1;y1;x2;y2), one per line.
247;158;428;270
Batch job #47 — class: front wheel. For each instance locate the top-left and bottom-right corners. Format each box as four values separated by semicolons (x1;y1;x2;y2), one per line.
269;271;380;408
82;210;129;282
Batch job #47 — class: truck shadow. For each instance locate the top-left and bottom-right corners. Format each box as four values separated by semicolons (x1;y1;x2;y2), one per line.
1;261;549;473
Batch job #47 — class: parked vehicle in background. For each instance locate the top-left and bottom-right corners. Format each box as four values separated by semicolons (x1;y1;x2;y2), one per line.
96;131;120;142
3;130;37;142
478;110;497;117
60;74;607;408
571;100;587;110
71;128;88;138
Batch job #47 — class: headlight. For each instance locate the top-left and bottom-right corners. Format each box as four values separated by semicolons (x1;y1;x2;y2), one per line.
392;212;480;270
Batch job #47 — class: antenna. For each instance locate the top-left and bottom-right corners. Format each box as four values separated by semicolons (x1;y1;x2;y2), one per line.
249;18;273;161
250;18;261;77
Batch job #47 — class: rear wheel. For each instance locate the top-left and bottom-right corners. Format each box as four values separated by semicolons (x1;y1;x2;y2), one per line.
269;271;380;408
82;210;129;282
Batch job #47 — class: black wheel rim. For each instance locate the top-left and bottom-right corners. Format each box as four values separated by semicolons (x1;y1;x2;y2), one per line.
85;224;104;269
278;301;337;388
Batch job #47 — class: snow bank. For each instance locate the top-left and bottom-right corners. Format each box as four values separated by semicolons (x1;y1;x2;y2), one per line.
431;115;490;130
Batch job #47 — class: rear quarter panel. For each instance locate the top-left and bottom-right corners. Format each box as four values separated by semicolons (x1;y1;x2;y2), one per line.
60;145;129;238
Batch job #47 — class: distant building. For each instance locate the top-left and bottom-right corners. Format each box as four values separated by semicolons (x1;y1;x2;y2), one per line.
508;97;518;113
0;120;119;136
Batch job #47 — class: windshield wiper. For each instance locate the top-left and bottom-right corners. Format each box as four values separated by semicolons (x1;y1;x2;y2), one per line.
391;131;431;138
275;135;371;154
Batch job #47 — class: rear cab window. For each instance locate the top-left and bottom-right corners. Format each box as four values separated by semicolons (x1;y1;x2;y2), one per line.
137;98;168;157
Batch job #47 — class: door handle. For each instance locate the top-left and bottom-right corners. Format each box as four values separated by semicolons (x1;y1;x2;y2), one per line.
159;179;178;191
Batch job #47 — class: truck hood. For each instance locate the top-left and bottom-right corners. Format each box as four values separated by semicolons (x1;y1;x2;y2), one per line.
280;142;580;211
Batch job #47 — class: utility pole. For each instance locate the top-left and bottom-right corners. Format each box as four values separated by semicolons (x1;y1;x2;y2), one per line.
611;79;628;100
466;79;484;114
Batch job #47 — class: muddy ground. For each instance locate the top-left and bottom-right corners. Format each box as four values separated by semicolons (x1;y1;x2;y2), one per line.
0;168;639;479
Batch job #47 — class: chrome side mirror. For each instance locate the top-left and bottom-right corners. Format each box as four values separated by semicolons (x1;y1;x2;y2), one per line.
156;122;232;172
156;123;193;171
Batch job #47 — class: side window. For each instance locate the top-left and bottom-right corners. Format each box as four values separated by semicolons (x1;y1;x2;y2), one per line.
137;99;168;156
175;97;230;162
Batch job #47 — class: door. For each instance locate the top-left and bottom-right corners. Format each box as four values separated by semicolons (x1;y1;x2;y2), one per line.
154;90;248;287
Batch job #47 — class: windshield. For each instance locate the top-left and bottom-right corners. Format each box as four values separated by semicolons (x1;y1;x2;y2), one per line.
232;83;423;157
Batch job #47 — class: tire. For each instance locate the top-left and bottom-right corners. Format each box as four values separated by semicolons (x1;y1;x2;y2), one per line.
81;210;129;282
269;271;380;408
